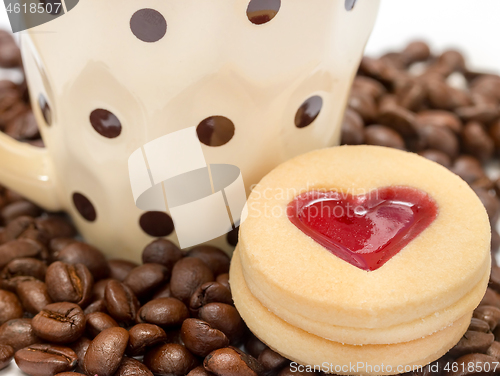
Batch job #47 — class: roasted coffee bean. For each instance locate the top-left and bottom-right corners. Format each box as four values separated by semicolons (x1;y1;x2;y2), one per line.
181;318;229;357
83;327;129;376
451;156;486;184
4;110;39;141
364;124;405;150
32;302;85;343
348;91;378;123
136;297;189;328
258;348;288;372
0;239;46;269
198;303;246;344
1;200;41;224
446;353;498;376
55;241;110;280
1;257;47;288
108;259;138;282
490;266;500;293
490;119;500;152
439;49;466;73
473;188;500;224
152;283;172;299
448;331;494;358
104;280;140;324
245;334;268;359
84;299;107;314
204;347;264;376
0;91;26;128
124;263;170;298
377;106;418;137
469;318;491;333
471;176;495;191
487;341;500;361
187;246;230;276
462;121;494;162
85;312;118;338
68;336;91;367
0;344;13;370
216;274;230;292
127;323;168;356
416;110;462;134
340;109;364;145
402;40;431;64
0;289;23;325
113;357;154;376
0;30;21;68
144;343;199;376
16;279;52;314
187;366;215;376
456;105;499;124
190;282;232;313
352;76;386;99
393;78;426;111
142;239;183;270
0;318;41;351
418;124;459;158
49;238;76;257
170;257;214;304
471;75;500;101
15;344;78;376
34;216;76;240
93;278;113;301
417;149;452;168
473;306;500;331
2;215;50;245
45;262;93;306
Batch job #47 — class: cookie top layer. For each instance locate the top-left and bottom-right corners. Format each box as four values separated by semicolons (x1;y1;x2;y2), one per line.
238;145;490;328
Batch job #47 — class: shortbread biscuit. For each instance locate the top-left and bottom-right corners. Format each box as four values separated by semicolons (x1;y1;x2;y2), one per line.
230;251;471;376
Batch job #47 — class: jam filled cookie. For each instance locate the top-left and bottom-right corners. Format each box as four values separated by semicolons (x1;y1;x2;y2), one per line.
231;145;490;374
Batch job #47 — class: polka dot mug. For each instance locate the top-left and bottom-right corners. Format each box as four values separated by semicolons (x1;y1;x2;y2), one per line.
0;0;380;261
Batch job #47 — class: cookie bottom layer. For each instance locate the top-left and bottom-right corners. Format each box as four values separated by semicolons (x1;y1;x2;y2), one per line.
230;250;471;375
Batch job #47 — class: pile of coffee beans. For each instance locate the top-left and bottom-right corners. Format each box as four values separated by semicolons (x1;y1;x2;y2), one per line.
1;30;500;375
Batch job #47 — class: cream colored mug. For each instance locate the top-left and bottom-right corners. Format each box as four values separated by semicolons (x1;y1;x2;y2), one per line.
0;0;379;261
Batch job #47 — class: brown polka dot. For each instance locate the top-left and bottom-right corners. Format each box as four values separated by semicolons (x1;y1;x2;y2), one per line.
247;0;281;25
140;211;174;237
90;109;122;139
345;0;357;11
72;193;97;222
295;96;323;129
38;94;52;126
196;116;235;147
130;9;167;43
227;226;239;247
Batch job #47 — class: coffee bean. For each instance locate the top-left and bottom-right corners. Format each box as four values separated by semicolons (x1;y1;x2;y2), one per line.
490;266;500;294
32;302;85;343
418;149;452;168
15;344;78;376
127;323;167;356
187;246;230;276
55;241;110;280
93;278;113;301
144;343;199;376
104;280;140;324
49;238;76;258
451;156;486;184
190;282;232;313
1;200;41;224
45;262;93;306
377;106;418;137
364;125;405;150
2;216;49;246
483;288;500;310
340;109;365;145
68;336;90;367
113;357;154;376
245;335;268;359
0;239;46;269
448;331;494;358
0;289;23;325
152;283;172;299
402;41;431;64
136;297;189;328
461;121;495;162
16;279;52;314
109;259;138;282
85;312;118;338
487;341;500;361
142;239;183;271
258;348;288;372
393;77;426;111
416;110;463;134
187;366;216;376
34;216;76;240
124;263;170;298
471;75;500;101
0;318;41;351
216;274;230;292
204;347;264;376
474;306;500;331
348;91;378;123
83;299;107;315
445;353;498;376
0;31;21;68
352;76;386;99
469;318;492;333
471;176;495;192
473;188;500;224
5;111;39;141
418;124;459;158
456;105;499;124
0;344;13;370
1;257;47;289
198;303;246;345
170;257;214;304
181;319;229;357
0;90;26;128
83;327;129;376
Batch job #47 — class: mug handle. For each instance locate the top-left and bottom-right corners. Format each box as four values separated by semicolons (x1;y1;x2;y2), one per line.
0;131;60;211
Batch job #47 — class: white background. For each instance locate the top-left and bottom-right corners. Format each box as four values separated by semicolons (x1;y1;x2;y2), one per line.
0;0;499;375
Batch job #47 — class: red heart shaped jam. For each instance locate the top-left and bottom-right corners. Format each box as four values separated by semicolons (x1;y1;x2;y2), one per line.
287;186;438;271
